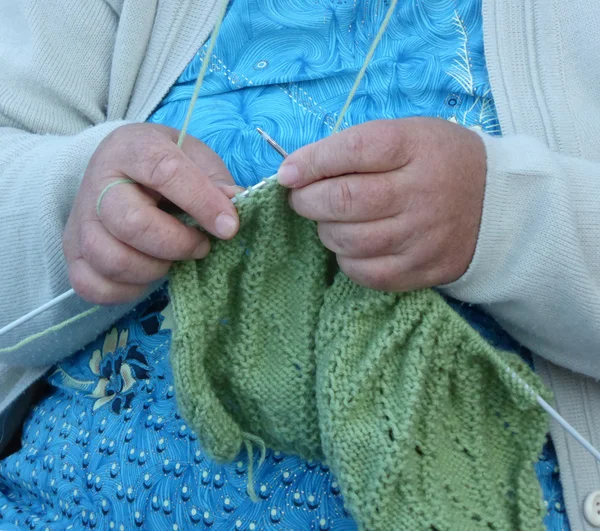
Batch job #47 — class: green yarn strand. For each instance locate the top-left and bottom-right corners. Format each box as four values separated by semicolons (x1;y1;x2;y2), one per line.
177;0;230;148
331;0;399;134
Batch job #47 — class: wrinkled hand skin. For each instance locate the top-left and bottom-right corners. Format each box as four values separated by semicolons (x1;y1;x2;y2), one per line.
63;123;243;305
278;117;487;292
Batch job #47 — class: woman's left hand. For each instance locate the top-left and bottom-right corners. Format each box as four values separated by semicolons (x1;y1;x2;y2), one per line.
277;117;487;291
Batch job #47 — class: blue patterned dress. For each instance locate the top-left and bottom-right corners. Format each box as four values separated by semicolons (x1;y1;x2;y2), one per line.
0;0;569;529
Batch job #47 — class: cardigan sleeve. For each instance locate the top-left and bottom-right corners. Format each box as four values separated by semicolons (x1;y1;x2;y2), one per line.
442;132;600;379
0;0;139;367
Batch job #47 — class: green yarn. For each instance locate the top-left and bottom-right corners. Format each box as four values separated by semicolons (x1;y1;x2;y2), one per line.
242;431;267;502
96;178;135;217
176;0;230;149
169;181;549;531
0;306;100;355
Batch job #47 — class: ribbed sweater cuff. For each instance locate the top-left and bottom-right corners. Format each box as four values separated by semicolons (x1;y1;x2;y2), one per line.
440;131;518;302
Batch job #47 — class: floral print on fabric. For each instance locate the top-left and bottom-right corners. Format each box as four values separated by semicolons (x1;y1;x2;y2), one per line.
89;328;151;414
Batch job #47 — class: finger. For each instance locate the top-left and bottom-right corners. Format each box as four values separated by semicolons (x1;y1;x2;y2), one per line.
289;173;404;222
277;119;414;188
179;133;245;198
179;134;238;188
158;183;243;215
79;220;172;284
108;127;239;239
69;257;146;305
337;254;441;292
218;184;246;199
318;218;413;258
98;182;212;261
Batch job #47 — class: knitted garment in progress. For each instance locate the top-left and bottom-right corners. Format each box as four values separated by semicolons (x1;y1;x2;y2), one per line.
169;181;548;531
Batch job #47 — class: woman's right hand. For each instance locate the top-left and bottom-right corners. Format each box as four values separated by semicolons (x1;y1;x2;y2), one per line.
63;123;241;305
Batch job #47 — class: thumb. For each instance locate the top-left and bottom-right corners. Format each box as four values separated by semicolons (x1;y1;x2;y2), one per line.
277;119;412;188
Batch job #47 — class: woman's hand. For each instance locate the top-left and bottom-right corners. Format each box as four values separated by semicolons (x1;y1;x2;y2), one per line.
278;117;487;291
63;123;241;305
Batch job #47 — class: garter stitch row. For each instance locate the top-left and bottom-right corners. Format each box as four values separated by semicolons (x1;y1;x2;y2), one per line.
169;181;549;531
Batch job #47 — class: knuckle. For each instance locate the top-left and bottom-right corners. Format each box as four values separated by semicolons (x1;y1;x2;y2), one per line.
98;124;141;157
184;190;213;219
119;205;153;244
79;225;99;264
345;128;365;158
108;251;134;279
308;143;323;179
332;225;359;254
166;230;199;259
100;127;125;152
377;123;405;160
69;261;100;303
328;181;354;217
205;170;234;187
377;179;400;214
148;149;182;189
181;234;202;257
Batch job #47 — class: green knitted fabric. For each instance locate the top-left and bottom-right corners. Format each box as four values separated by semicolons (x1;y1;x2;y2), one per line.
169;181;549;531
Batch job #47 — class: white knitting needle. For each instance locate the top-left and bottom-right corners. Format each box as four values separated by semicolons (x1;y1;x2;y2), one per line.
0;288;76;337
505;366;600;462
538;395;600;461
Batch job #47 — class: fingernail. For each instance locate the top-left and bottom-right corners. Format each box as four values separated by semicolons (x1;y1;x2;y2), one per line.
192;239;211;260
277;164;299;187
215;212;238;239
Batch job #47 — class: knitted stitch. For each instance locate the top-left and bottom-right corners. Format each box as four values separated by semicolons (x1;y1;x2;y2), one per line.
169;181;549;531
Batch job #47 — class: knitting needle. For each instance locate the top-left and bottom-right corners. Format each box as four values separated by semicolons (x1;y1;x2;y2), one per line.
505;366;600;462
230;127;287;204
256;127;289;158
0;289;76;337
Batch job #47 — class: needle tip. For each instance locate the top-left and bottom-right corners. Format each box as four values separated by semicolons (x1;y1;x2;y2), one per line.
255;127;289;158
